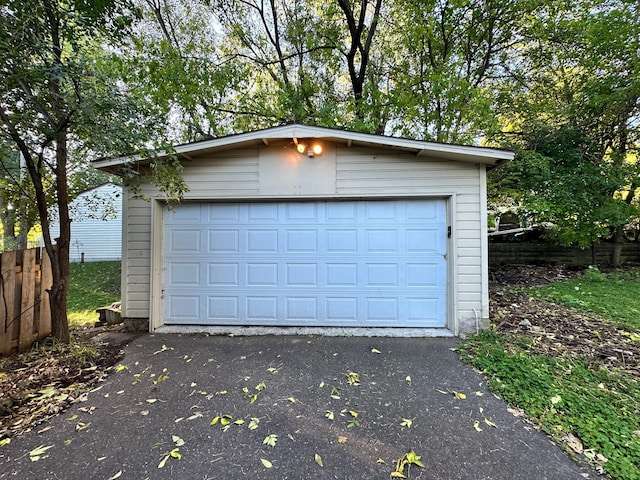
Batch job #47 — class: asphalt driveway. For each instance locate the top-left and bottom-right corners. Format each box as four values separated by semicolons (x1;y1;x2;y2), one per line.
0;334;597;479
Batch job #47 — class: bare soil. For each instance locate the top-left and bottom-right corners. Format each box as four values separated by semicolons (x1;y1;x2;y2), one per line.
0;326;137;440
489;265;640;379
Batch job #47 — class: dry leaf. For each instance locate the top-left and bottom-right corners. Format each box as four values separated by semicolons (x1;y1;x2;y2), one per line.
260;458;273;468
473;420;483;432
484;418;497;428
107;471;122;480
453;391;466;400
337;436;347;444
315;453;324;467
371;348;381;354
564;433;583;454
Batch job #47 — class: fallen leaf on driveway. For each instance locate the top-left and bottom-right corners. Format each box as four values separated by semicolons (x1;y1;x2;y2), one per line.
484;418;497;428
29;444;53;462
261;458;273;468
338;436;347;443
453;391;466;400
315;453;324;467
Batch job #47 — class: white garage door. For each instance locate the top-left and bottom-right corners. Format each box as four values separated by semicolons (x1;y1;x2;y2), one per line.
163;199;447;327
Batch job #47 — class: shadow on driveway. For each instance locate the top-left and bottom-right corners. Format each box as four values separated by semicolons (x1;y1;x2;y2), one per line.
0;334;597;479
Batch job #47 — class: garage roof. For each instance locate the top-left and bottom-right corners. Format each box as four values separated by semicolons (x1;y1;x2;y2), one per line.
93;124;514;171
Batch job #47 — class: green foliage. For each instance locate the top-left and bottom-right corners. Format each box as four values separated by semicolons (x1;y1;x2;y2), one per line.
459;331;640;480
67;261;121;328
531;267;640;332
492;125;638;247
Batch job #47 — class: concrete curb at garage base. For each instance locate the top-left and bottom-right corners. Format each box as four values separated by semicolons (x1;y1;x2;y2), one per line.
0;334;598;480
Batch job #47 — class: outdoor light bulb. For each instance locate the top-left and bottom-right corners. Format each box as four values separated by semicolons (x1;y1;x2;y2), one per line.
296;143;307;154
311;144;323;155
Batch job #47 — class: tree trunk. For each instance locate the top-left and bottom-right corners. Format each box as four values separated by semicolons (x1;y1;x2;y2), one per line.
611;225;625;268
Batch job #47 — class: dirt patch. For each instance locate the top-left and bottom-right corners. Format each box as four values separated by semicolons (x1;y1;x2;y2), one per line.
490;265;640;379
0;325;137;440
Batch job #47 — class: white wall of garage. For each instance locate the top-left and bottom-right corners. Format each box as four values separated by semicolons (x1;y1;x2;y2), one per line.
119;139;491;334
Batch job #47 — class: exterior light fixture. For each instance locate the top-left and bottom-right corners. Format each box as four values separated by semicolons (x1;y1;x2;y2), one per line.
293;138;323;157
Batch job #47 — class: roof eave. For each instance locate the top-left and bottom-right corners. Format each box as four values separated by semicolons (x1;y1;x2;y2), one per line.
93;124;514;171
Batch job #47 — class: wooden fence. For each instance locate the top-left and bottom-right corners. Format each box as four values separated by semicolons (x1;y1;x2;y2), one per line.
0;248;52;355
490;241;640;266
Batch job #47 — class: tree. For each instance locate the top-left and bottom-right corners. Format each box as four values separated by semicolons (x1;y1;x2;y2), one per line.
0;145;39;251
0;0;170;342
490;0;640;265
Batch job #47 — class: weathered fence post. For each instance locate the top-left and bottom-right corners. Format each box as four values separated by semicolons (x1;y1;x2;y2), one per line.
0;247;52;356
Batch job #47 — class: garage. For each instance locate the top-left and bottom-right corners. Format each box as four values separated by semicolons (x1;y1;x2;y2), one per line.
163;199;447;327
94;124;513;335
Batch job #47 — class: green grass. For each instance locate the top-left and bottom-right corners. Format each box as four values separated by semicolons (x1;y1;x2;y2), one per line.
67;261;121;328
459;332;640;480
531;266;640;332
460;267;640;479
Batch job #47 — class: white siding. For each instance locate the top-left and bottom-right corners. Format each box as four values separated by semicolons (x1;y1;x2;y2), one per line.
50;183;122;262
122;143;487;334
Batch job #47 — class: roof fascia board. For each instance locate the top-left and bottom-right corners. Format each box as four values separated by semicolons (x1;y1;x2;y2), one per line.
93;124;513;170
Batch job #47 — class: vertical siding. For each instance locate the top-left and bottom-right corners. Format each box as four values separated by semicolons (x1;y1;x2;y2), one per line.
122;144;487;333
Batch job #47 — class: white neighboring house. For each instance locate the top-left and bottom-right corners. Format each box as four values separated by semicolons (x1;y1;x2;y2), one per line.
48;182;122;262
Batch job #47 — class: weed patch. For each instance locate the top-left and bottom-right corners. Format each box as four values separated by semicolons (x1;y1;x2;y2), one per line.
460;331;640;480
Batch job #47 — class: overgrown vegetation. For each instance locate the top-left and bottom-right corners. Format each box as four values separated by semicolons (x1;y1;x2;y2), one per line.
67;261;121;328
460;268;640;480
531;267;640;332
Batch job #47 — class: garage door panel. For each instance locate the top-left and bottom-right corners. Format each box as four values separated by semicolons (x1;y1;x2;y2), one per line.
163;199;447;327
247;230;278;252
286;230;318;252
169;263;201;286
286;297;318;320
208;230;239;252
168;295;200;321
247;263;278;286
286;263;318;286
169;229;201;252
326;202;357;221
326;297;358;321
286;202;317;221
208;204;240;221
326;263;358;286
366;264;398;286
247;297;278;320
208;263;238;286
365;229;397;251
327;230;358;252
365;202;397;220
208;296;238;320
248;203;278;221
